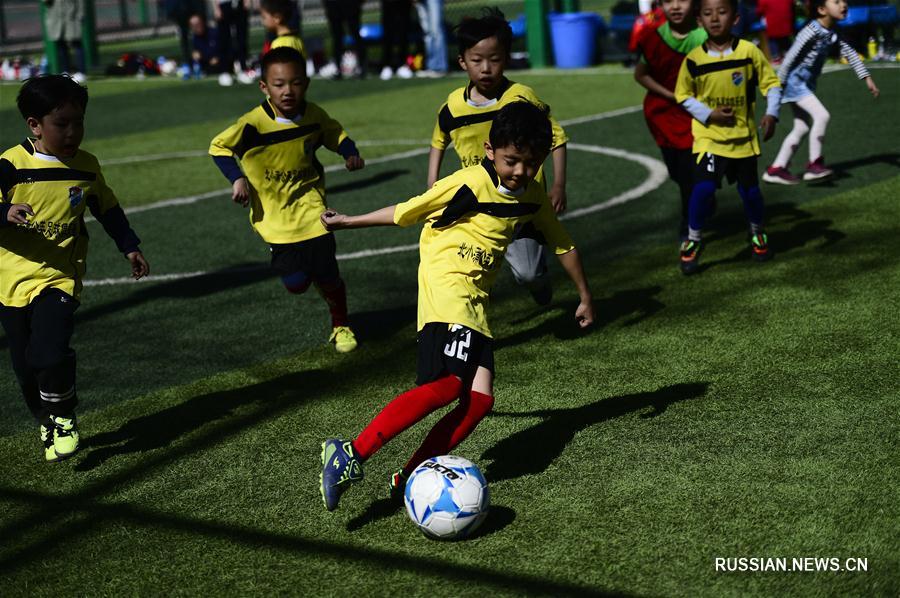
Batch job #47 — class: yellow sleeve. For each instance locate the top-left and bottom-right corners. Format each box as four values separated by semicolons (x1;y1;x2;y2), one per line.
209;119;245;158
753;46;781;96
317;107;349;153
93;169;120;215
431;104;450;150
394;174;467;227
271;34;307;60
531;191;575;255
674;59;695;104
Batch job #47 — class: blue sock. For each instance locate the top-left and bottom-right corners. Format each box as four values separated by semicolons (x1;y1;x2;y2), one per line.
737;184;765;234
688;180;716;239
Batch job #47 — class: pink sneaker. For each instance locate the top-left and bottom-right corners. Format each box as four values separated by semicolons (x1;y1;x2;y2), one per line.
762;166;801;185
803;157;833;181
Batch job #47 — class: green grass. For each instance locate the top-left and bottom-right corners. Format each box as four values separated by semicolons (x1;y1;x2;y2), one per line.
1;65;898;596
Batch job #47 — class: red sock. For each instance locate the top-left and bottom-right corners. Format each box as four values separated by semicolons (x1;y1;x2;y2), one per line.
353;375;463;461
402;390;494;475
316;279;349;327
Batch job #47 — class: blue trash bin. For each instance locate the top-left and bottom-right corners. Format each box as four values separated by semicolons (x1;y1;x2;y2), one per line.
548;12;601;68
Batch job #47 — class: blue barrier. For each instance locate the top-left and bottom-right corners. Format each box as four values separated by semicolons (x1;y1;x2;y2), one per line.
548;12;602;68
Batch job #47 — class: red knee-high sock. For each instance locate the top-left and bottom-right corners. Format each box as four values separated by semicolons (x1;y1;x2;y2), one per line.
353;375;463;461
402;390;494;475
316;279;349;327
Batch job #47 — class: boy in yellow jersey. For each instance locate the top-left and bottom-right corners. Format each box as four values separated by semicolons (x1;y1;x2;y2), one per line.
0;75;150;461
260;0;307;60
209;47;363;352
674;0;781;274
318;102;594;512
428;8;568;305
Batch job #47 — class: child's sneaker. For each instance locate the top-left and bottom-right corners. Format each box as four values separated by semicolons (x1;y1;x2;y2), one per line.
750;232;773;262
389;468;408;503
49;414;79;459
762;166;801;185
329;326;358;353
679;239;703;275
803;158;833;181
40;422;58;462
320;439;364;511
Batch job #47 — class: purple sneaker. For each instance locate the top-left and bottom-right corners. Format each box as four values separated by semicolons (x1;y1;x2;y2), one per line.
803;158;834;181
762;166;801;185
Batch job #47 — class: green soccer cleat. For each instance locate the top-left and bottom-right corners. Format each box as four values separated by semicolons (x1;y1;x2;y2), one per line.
320;438;364;511
750;232;773;262
49;414;79;460
679;239;703;275
388;468;408;504
329;326;358;353
40;423;58;462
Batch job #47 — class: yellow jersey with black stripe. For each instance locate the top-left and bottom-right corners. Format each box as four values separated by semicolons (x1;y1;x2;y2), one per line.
393;160;575;338
209;99;349;244
270;33;307;60
0;140;136;307
431;79;568;172
675;39;780;158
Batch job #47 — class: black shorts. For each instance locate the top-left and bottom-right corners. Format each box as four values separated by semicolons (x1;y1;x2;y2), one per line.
416;323;494;386
660;146;695;189
693;152;759;188
269;233;340;282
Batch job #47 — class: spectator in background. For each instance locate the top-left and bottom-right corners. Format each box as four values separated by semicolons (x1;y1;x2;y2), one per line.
415;0;447;76
189;13;222;76
380;0;413;79
42;0;86;81
322;0;365;78
757;0;794;63
165;0;206;68
214;0;251;82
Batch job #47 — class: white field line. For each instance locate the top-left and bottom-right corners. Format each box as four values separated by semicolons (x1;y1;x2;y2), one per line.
84;142;667;287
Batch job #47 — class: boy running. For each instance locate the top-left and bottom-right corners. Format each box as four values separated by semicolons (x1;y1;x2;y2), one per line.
428;8;569;305
318;102;594;512
633;0;708;239
674;0;782;274
1;75;150;461
209;47;363;352
260;0;307;59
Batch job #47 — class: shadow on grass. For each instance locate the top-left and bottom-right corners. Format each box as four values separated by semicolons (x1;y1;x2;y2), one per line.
0;488;622;596
329;169;409;196
75;368;329;472
807;152;900;187
482;382;708;483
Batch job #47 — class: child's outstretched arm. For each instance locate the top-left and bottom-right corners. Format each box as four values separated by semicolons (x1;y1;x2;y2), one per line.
426;147;445;188
634;61;676;101
321;205;397;230
556;248;594;328
549;144;568;214
865;76;880;98
837;38;877;97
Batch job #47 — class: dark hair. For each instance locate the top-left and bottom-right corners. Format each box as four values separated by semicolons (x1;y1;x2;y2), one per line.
17;74;88;121
807;0;827;16
454;7;513;56
261;46;307;79
698;0;737;11
260;0;295;19
489;102;552;157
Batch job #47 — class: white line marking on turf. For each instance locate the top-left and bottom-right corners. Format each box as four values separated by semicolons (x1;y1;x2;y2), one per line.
84;143;667;287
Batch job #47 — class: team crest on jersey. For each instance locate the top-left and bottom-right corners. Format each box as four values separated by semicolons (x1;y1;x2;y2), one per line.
732;71;744;86
68;186;83;208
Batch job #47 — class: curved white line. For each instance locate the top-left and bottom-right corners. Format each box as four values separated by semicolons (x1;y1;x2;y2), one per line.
84;144;667;287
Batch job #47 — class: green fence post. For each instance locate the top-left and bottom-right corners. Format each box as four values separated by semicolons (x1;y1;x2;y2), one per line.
561;0;581;12
525;0;550;68
40;0;61;74
137;0;149;26
82;0;99;70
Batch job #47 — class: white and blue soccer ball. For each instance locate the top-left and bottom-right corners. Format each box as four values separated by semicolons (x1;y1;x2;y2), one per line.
404;455;490;540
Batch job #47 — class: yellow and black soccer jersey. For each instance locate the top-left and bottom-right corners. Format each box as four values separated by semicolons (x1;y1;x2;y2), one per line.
393;160;575;338
675;39;780;158
270;32;307;60
431;79;568;171
0;139;140;307
209;99;351;244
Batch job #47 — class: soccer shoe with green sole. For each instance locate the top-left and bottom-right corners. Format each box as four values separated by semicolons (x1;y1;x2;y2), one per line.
40;423;58;462
679;239;703;275
320;438;364;511
49;414;79;460
750;232;773;262
329;326;358;353
388;468;408;504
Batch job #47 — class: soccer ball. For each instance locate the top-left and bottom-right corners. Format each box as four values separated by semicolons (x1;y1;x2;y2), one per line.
404;455;490;540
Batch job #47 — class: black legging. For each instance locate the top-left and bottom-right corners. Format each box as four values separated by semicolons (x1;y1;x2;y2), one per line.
216;0;249;71
325;0;364;68
381;0;411;70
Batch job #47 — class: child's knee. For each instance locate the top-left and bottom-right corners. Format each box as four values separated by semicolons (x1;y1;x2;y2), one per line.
313;276;343;293
281;271;312;294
